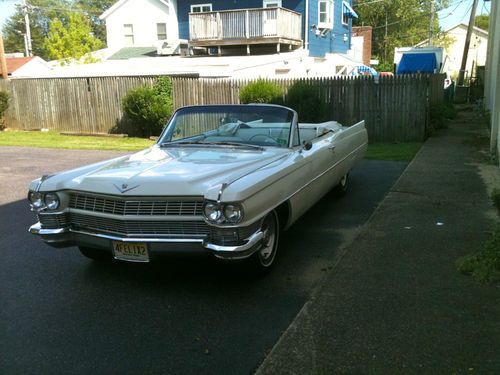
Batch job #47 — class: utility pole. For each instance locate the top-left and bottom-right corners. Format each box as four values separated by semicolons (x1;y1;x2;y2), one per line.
457;0;479;86
0;34;8;80
22;0;32;56
429;0;435;45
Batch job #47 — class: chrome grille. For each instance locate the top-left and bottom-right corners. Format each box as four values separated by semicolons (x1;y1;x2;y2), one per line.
38;213;70;229
70;213;209;238
69;193;203;216
208;220;262;246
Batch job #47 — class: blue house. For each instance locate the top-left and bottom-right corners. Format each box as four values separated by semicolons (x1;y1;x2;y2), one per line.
178;0;357;57
100;0;358;58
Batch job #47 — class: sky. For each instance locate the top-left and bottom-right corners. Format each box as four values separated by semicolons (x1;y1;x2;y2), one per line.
0;0;493;36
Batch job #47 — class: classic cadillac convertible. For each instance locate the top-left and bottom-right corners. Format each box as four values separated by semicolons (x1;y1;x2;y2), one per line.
28;104;367;271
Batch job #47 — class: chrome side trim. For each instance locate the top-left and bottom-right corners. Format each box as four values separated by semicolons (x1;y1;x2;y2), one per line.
209;140;367;229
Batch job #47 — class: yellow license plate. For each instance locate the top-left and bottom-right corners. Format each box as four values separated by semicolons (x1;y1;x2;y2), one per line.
112;241;149;262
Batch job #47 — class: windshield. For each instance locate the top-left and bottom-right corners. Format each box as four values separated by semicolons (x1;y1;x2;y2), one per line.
158;105;296;148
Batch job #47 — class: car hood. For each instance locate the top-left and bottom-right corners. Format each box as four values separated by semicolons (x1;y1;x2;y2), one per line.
38;145;291;199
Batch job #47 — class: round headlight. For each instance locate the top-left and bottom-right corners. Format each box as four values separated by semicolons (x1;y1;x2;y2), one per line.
203;202;222;222
223;204;243;224
44;193;60;210
28;191;44;210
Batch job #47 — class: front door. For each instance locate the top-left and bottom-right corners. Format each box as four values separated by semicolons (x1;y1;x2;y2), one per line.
262;0;281;36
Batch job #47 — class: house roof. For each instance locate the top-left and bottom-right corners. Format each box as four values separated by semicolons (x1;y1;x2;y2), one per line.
0;57;35;76
415;22;488;47
108;47;158;60
100;0;171;20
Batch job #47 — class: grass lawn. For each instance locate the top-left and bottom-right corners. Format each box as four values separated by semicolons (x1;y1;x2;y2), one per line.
0;131;154;151
0;131;423;162
365;142;423;162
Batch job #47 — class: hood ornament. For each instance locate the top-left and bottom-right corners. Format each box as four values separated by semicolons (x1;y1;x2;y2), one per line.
113;183;140;194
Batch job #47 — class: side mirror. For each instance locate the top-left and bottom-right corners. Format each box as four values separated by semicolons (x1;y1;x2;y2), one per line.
303;141;312;151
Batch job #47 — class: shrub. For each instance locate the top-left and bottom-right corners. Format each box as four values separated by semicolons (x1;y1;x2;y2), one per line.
120;77;173;137
429;102;457;130
492;188;500;214
239;79;283;104
456;224;500;284
285;81;327;123
0;91;9;130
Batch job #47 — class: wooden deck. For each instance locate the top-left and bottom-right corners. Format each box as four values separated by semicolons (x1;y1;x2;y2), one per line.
189;7;302;54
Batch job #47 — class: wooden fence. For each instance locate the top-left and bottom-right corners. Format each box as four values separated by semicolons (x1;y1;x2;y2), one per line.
174;74;445;142
0;76;159;133
0;74;445;142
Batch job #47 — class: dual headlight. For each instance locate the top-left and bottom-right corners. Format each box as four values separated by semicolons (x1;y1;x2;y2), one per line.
28;191;60;211
203;201;244;224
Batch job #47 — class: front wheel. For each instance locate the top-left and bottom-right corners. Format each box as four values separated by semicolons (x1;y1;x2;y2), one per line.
78;246;111;261
248;210;280;273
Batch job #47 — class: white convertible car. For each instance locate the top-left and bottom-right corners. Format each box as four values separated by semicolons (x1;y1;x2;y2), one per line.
28;104;367;271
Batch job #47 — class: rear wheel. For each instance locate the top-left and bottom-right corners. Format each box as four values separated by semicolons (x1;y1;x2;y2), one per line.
248;210;280;273
335;172;349;195
78;246;111;261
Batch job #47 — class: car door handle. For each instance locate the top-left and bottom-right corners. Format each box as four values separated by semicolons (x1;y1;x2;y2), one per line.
328;145;336;151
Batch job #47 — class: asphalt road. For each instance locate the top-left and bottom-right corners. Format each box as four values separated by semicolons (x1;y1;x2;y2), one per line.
0;147;407;375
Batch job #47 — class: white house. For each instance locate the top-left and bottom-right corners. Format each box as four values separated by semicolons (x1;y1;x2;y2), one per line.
416;23;488;80
485;0;499;161
99;0;179;50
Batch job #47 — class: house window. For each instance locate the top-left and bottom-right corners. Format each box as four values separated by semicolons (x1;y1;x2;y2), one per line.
318;0;333;29
263;0;282;7
190;3;212;13
123;24;134;45
157;23;167;40
342;2;349;25
342;1;358;26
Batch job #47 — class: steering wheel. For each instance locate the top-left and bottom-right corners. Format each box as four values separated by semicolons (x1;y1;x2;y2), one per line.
248;134;279;144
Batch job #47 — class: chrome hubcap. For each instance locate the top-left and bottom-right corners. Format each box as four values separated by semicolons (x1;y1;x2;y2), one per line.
259;216;276;262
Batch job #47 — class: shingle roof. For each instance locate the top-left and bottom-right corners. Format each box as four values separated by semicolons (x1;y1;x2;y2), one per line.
0;57;34;76
108;47;157;60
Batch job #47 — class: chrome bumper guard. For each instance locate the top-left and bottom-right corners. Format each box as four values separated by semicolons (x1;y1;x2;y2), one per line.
29;222;264;260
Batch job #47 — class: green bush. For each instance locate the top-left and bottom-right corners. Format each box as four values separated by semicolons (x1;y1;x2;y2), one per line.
120;77;173;137
0;91;9;130
429;102;457;130
285;81;327;123
239;79;283;104
492;188;500;214
456;224;500;284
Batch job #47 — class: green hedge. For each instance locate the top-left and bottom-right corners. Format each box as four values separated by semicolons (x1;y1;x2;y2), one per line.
120;77;173;137
239;79;283;104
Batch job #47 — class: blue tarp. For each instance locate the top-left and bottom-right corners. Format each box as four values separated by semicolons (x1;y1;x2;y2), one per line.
397;53;437;74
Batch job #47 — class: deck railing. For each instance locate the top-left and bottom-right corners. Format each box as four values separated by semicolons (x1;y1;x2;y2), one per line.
189;7;302;42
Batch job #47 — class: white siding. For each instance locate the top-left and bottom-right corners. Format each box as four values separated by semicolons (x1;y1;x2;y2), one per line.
485;0;499;160
104;0;178;49
442;25;488;79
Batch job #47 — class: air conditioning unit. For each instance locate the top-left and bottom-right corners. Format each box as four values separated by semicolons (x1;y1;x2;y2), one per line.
157;39;189;56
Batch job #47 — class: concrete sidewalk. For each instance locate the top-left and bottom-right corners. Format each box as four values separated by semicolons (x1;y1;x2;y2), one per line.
257;110;500;374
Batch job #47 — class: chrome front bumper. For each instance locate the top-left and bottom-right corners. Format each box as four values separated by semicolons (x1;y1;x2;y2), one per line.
29;222;264;260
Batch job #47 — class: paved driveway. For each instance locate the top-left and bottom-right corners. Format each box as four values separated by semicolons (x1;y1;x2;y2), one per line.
0;146;407;374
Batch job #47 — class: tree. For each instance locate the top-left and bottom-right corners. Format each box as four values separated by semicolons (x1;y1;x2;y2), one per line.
354;0;450;68
475;14;489;31
2;0;72;58
74;0;115;44
44;12;103;64
1;0;112;59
